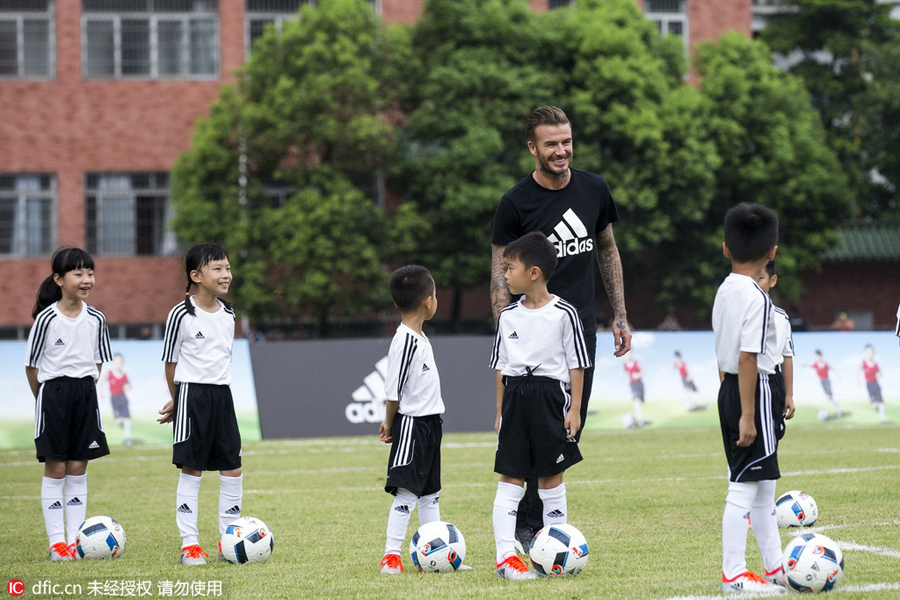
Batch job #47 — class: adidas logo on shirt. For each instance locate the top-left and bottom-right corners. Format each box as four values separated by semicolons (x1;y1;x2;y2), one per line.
195;331;205;339
66;497;82;506
224;505;241;516
421;363;430;372
547;209;594;257
48;501;63;510
546;509;564;519
178;503;193;514
508;331;519;340
54;338;65;346
88;441;99;449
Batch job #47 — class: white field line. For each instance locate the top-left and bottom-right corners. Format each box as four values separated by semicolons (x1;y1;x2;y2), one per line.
660;581;900;600
835;541;900;558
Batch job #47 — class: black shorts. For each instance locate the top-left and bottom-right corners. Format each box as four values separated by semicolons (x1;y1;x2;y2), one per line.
867;381;883;404
718;372;784;483
111;394;130;419
172;383;242;472
35;377;110;463
384;413;442;497
630;381;645;402
495;376;582;479
682;377;698;392
819;379;833;398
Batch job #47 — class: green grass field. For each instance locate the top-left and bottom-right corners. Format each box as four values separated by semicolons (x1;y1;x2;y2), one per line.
2;416;899;599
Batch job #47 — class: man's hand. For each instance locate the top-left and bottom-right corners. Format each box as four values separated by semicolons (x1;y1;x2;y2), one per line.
612;317;631;358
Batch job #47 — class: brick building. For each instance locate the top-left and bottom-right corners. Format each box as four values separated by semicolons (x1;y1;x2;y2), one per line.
6;1;889;339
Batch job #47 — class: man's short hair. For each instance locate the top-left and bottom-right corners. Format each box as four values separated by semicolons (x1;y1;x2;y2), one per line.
390;265;434;313
526;106;570;142
724;202;778;263
765;260;776;277
503;231;558;282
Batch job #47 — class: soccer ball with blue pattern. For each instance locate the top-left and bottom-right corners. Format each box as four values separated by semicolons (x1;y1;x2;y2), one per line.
529;523;589;576
220;517;274;564
75;516;126;559
783;533;844;593
776;490;818;528
409;521;467;572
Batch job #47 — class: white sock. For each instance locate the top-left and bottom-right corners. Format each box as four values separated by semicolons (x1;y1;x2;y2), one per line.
879;404;886;422
418;492;440;526
722;481;756;579
538;483;567;526
41;476;66;547
384;488;416;556
64;474;88;545
632;400;644;426
123;419;132;440
750;480;782;574
176;472;202;548
218;474;242;535
492;482;524;563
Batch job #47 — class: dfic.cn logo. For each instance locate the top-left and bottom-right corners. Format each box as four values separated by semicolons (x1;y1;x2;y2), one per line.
7;579;24;597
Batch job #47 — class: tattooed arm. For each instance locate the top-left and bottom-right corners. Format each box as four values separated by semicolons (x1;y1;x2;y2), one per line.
491;243;511;323
596;224;631;357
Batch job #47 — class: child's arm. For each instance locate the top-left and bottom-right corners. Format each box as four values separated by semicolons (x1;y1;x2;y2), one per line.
782;356;795;420
157;362;177;424
25;366;40;400
737;351;758;447
380;400;399;443
495;371;505;433
565;368;584;439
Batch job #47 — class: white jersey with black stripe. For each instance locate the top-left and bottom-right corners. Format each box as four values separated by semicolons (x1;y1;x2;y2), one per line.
25;302;112;382
490;294;591;385
162;297;235;385
758;305;794;375
384;323;444;417
713;273;772;375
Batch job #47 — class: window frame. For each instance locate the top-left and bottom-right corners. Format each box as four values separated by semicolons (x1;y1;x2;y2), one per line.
0;173;57;258
644;0;689;53
0;0;56;79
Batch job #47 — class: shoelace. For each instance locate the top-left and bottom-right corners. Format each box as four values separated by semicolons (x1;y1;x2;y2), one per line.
743;572;767;583
381;554;401;568
51;542;71;557
503;556;529;572
183;546;208;559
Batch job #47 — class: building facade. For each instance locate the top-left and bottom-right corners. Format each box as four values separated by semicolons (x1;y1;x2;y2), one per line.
0;0;754;338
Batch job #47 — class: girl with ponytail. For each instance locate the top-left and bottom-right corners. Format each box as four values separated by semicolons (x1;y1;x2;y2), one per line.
25;247;113;560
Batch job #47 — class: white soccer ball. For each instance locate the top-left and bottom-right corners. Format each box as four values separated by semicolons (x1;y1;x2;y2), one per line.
409;521;467;572
75;516;126;559
220;517;274;564
529;523;589;576
775;490;818;528
783;533;845;593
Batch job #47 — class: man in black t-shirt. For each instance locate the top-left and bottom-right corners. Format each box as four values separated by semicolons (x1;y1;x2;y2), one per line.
490;106;631;552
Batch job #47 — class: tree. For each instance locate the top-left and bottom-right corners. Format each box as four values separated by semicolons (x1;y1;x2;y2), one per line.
171;0;407;334
760;0;900;219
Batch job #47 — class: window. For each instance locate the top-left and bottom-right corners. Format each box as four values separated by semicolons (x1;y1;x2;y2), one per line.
82;0;219;79
86;172;176;256
548;0;573;8
645;0;688;47
0;0;55;78
0;174;55;257
245;0;308;57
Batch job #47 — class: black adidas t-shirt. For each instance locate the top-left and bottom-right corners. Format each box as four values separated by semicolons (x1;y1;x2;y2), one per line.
491;168;620;333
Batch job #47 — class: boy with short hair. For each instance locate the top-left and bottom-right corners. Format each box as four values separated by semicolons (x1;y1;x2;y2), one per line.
490;231;591;580
379;265;446;574
712;204;792;595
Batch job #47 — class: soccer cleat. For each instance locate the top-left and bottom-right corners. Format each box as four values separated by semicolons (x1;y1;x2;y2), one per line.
68;543;81;560
496;555;539;580
721;571;786;594
513;527;536;554
379;553;404;574
765;566;786;587
49;542;73;561
180;545;208;565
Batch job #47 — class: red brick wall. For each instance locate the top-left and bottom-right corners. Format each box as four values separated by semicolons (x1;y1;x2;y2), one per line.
382;0;424;24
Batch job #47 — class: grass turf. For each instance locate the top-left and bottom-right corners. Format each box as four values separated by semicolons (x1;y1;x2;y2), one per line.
2;420;899;599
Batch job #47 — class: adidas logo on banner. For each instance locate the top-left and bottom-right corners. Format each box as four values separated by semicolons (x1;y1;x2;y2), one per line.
88;441;100;449
48;501;63;510
421;363;430;372
346;356;389;424
178;504;193;514
394;505;410;515
547;209;594;258
224;505;241;516
66;497;82;506
54;338;65;346
546;509;565;519
195;331;205;339
508;331;519;339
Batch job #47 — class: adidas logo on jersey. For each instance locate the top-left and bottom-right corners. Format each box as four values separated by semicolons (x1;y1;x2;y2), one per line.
421;363;430;372
88;440;100;449
178;503;193;514
66;497;82;506
48;501;63;510
546;509;564;519
394;505;410;515
508;331;519;339
54;338;65;346
194;331;205;339
224;505;241;515
547;209;594;258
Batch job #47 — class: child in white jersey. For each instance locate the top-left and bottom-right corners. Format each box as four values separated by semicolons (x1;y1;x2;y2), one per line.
26;247;113;561
157;243;242;565
489;231;591;580
378;265;453;574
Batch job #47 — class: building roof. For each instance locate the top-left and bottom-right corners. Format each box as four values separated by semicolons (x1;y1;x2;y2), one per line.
821;222;900;261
